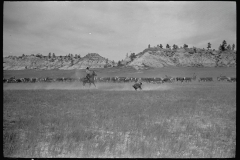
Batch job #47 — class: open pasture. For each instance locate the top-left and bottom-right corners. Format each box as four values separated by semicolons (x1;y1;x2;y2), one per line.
3;81;236;158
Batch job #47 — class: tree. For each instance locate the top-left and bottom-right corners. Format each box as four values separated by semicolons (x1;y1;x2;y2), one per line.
227;44;231;50
183;44;188;48
148;44;150;48
48;52;51;58
159;44;163;48
117;60;122;66
207;42;211;50
75;54;78;59
78;54;81;59
129;53;136;61
172;44;176;49
126;53;129;57
166;44;170;49
173;44;178;50
221;40;227;51
232;44;235;51
52;53;56;59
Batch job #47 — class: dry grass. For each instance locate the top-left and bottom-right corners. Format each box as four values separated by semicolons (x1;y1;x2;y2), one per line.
3;82;236;158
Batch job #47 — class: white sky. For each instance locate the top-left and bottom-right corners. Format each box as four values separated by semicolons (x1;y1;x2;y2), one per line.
3;1;236;61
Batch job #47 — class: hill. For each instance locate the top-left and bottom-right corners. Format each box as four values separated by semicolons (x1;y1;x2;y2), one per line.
123;47;236;70
3;48;236;70
3;53;116;70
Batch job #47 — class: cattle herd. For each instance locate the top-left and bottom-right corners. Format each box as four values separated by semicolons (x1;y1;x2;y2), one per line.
3;75;236;83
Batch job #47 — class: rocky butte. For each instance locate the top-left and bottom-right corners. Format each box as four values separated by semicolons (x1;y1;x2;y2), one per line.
3;47;236;70
3;53;116;70
123;47;236;70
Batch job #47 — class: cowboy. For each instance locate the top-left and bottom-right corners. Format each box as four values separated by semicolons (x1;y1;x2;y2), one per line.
86;67;91;81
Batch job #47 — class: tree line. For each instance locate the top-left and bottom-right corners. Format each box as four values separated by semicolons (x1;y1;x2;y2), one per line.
147;40;235;51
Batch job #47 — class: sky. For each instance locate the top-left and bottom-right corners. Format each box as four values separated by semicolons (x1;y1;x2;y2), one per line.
3;1;236;61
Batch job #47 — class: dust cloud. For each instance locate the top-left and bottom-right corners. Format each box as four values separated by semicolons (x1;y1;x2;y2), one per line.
3;82;173;91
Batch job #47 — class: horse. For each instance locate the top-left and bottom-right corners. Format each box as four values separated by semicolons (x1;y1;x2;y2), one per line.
83;71;97;87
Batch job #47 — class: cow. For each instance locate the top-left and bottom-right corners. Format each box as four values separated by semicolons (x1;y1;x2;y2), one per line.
198;77;213;82
110;77;118;83
176;77;185;82
45;77;54;82
15;78;24;83
227;77;236;82
133;82;142;91
124;77;132;83
7;77;16;83
38;77;45;82
184;77;192;82
162;77;172;83
23;78;31;83
217;75;229;82
152;77;162;84
30;78;37;83
117;77;126;83
3;78;8;83
64;77;73;82
56;77;65;82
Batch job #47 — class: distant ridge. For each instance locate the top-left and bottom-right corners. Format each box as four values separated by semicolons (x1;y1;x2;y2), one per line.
3;48;236;70
3;53;116;70
123;47;236;70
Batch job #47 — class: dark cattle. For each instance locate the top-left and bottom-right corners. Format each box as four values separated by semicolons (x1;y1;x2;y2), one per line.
45;77;54;82
117;77;126;83
64;77;73;82
23;78;31;83
100;77;110;82
152;77;163;84
38;78;45;82
30;78;37;83
15;78;23;83
110;77;118;83
83;71;97;87
3;78;8;83
124;77;132;83
176;77;184;82
184;77;192;82
162;77;172;83
133;82;142;91
228;77;236;82
217;76;229;81
131;77;139;82
141;78;153;83
199;77;213;82
7;77;16;83
56;77;65;82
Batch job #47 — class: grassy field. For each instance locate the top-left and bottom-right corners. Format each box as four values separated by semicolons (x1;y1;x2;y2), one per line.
3;81;236;158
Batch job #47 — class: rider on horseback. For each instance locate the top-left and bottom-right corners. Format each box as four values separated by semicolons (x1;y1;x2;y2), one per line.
86;67;91;82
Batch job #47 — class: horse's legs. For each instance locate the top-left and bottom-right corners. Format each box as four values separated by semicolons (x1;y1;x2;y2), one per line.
92;82;96;87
